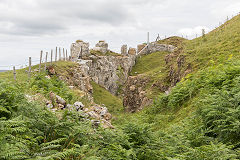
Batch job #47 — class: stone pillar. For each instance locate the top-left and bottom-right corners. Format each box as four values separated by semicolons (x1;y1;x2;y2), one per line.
128;48;137;55
71;40;90;60
94;40;108;54
121;45;128;55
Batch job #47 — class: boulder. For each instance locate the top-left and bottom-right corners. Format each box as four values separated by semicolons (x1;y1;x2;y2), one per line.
56;95;66;107
130;85;136;91
58;104;65;110
87;111;101;119
94;41;108;54
103;113;112;121
47;66;55;75
101;119;114;129
47;104;53;109
128;48;137;55
74;101;85;111
91;120;100;128
100;107;108;117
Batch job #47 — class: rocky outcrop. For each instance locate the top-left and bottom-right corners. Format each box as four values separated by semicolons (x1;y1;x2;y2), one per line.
70;40;137;95
80;54;136;94
69;38;182;113
165;46;192;87
123;75;152;113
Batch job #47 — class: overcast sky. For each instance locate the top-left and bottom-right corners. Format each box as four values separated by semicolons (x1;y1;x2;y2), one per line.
0;0;239;69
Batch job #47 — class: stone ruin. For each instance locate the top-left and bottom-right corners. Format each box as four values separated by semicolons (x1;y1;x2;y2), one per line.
137;42;176;55
128;47;137;55
121;45;137;56
70;40;90;60
93;40;109;54
121;45;128;56
70;39;176;61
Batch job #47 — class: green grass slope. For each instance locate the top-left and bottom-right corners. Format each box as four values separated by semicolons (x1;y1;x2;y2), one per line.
183;14;240;72
91;81;123;114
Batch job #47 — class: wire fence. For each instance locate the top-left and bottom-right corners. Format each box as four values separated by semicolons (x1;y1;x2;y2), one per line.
0;46;72;81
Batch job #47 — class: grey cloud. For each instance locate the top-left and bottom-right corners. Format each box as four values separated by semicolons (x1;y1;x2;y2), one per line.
0;0;131;36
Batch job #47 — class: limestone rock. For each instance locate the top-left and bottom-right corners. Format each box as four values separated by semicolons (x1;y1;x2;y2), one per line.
74;101;85;111
121;45;128;55
71;40;90;60
88;111;101;120
56;95;66;107
130;85;136;91
91;120;100;128
123;76;152;113
88;55;137;94
94;40;108;54
128;48;137;55
101;119;114;129
49;91;66;108
47;66;55;75
47;104;53;109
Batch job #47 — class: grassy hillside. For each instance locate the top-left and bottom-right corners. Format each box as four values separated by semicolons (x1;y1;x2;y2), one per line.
115;14;240;159
91;81;123;114
183;14;240;71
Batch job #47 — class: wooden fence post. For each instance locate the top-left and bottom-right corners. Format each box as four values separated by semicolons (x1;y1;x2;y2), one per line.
59;47;61;61
147;32;150;44
13;66;16;81
39;51;43;73
51;49;53;65
202;29;205;38
63;48;65;61
28;57;31;79
66;49;68;61
55;47;57;62
45;52;48;71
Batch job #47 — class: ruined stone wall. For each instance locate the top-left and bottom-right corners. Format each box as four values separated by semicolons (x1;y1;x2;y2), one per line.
137;42;176;55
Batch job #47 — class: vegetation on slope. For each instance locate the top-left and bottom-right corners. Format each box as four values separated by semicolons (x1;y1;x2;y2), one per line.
177;15;240;75
90;49;122;57
91;81;123;114
116;14;240;159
